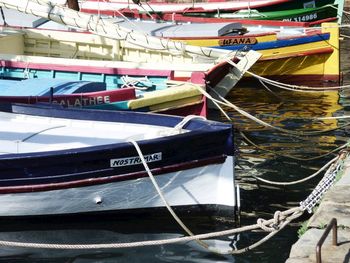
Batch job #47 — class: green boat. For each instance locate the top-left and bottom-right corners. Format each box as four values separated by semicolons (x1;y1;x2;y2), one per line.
186;5;339;23
256;0;337;11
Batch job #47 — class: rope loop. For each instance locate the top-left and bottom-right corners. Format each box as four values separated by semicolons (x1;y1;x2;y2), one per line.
272;210;282;229
257;210;288;232
257;218;276;232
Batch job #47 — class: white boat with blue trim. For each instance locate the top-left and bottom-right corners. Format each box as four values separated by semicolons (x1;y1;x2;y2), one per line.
0;103;236;218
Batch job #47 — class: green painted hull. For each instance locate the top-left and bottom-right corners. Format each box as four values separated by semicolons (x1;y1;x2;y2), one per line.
188;5;339;23
254;0;338;12
219;5;337;22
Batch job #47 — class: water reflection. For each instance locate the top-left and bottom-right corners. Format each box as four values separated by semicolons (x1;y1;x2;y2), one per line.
220;76;349;262
1;79;347;263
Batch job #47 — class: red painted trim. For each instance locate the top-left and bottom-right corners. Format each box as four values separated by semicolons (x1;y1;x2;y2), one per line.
0;60;173;77
80;8;310;28
84;0;290;13
0;155;226;194
308;17;338;26
163;14;310;26
0;88;136;105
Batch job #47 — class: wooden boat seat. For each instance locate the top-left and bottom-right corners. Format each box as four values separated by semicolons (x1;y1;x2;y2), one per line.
0;29;24;55
128;83;203;110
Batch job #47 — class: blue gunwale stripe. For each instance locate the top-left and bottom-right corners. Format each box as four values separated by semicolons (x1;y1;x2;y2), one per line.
212;33;331;51
0;103;234;186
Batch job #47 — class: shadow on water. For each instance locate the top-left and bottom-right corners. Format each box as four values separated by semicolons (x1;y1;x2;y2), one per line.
0;23;349;263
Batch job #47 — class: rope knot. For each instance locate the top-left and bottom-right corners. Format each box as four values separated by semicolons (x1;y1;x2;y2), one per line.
257;211;284;232
257;218;275;232
272;210;282;230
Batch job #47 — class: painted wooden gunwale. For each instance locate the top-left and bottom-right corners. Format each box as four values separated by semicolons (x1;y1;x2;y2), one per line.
78;0;336;14
0;155;226;194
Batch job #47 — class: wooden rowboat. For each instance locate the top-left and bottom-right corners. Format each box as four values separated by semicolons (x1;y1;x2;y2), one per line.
0;77;208;116
74;0;338;14
75;0;344;25
1;0;339;86
0;102;236;218
184;5;338;23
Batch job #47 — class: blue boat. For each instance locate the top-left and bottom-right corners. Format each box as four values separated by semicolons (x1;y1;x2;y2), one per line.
0;76;207;116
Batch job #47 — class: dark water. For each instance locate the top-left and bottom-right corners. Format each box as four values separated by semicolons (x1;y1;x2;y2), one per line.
0;26;349;263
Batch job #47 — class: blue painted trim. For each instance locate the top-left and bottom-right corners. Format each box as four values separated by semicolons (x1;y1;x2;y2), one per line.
0;103;234;186
212;33;330;51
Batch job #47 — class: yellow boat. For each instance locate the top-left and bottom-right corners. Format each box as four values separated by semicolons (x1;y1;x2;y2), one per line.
173;23;340;85
250;23;339;85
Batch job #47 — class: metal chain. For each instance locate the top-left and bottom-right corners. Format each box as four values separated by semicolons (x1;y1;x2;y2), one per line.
300;151;349;213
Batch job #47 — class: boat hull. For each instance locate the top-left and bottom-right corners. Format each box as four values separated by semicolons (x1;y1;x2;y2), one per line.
78;0;336;14
0;104;236;218
196;5;338;23
175;23;340;84
0;157;235;217
249;22;340;84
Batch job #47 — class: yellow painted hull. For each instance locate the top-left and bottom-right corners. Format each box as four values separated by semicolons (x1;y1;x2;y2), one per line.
175;23;340;83
252;24;339;81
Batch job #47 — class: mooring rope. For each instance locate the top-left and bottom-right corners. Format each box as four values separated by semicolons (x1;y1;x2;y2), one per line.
0;6;7;25
329;4;350;16
0;206;303;251
239;131;349;161
195;84;350;137
244;70;350;93
0;123;346;254
249;156;338;186
223;58;350;93
0;135;304;254
128;139;210;251
0;150;346;252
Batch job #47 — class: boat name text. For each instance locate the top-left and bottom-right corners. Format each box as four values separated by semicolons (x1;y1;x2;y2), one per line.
53;96;111;107
110;152;162;167
219;37;257;46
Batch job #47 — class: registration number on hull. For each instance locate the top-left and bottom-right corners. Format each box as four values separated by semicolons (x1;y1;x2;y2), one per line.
283;13;318;22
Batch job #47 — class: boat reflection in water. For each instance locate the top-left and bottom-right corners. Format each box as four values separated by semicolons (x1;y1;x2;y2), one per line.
0;217;238;263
